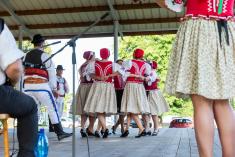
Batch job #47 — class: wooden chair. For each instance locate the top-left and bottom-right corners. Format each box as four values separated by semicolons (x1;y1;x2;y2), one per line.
0;114;9;157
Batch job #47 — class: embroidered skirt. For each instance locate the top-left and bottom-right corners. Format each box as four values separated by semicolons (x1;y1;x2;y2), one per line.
121;82;150;114
84;82;117;114
165;18;235;99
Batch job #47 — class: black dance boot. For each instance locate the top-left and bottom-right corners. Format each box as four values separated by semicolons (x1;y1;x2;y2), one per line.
53;122;72;141
49;118;54;132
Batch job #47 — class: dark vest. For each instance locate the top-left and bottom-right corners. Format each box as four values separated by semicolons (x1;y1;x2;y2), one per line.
24;49;49;80
24;49;44;68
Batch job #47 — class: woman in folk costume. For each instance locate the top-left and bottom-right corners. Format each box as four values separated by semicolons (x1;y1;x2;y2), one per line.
84;48;123;138
121;48;151;138
75;51;96;137
144;61;169;136
112;59;126;134
156;0;235;156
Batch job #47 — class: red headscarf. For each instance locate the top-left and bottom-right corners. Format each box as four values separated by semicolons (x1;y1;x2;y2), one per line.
100;48;110;59
83;51;95;60
133;48;144;59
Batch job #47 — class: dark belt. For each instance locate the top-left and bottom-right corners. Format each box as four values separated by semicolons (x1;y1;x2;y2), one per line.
217;20;229;47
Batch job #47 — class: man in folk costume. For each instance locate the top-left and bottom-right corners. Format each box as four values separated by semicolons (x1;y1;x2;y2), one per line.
23;34;72;141
121;48;151;138
144;61;169;136
74;51;97;137
55;65;69;119
84;48;123;138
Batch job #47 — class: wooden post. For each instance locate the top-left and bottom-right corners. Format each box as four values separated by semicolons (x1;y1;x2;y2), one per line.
3;119;9;157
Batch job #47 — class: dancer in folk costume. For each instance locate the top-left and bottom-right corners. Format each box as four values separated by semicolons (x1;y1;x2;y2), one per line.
111;59;126;134
84;48;123;138
121;48;151;138
55;65;69;119
144;61;169;136
24;34;72;141
49;65;69;132
74;51;96;137
156;0;235;156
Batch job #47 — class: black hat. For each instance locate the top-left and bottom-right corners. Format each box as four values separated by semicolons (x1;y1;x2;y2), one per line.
56;65;65;70
31;34;45;44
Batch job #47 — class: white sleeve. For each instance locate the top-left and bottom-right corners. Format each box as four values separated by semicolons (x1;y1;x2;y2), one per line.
112;63;125;76
0;24;25;71
149;70;157;82
84;61;95;81
122;60;132;79
145;63;151;76
41;53;57;90
122;60;132;71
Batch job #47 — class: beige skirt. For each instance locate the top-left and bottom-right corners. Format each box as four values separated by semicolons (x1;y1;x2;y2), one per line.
165;18;235;99
74;83;92;115
148;90;169;115
83;82;117;114
121;82;150;114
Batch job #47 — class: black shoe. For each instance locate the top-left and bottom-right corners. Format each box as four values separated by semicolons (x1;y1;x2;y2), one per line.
152;129;159;136
135;129;146;138
94;131;101;138
86;128;94;136
146;130;151;136
80;129;87;138
49;128;54;132
120;130;129;138
103;129;109;138
57;132;73;141
100;130;104;135
111;126;116;134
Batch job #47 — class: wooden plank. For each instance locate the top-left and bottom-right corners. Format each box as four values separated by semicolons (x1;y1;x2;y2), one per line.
0;3;160;16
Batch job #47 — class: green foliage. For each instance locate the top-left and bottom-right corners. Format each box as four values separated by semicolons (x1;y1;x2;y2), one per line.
17;40;52;54
119;35;193;117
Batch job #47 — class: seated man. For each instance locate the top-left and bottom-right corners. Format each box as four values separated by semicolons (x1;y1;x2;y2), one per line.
0;19;38;157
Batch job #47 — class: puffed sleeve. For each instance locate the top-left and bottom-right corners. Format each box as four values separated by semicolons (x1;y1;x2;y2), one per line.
144;63;151;76
112;63;125;76
84;61;95;81
122;60;132;78
0;24;25;71
150;70;158;83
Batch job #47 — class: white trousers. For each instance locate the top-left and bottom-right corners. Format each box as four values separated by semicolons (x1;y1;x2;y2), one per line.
56;96;64;119
24;83;60;124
